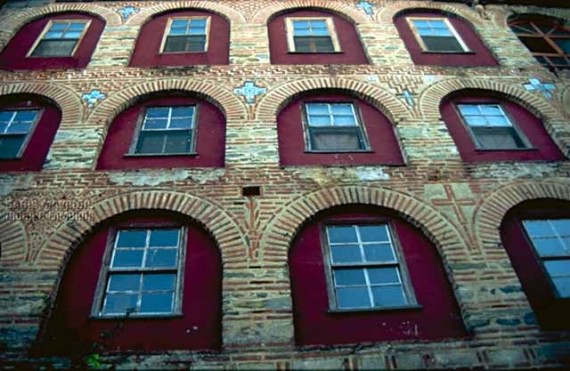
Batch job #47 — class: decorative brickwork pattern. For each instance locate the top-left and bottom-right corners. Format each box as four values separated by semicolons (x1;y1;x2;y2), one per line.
0;206;28;266
251;0;370;24
378;0;485;26
126;1;246;25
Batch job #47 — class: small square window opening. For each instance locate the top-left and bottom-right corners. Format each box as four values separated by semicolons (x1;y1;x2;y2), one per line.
161;17;210;53
286;17;340;53
0;109;40;159
409;17;468;53
29;20;90;57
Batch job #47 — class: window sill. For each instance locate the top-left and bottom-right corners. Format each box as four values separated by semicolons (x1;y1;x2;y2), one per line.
328;304;423;314
288;51;344;54
91;312;184;320
473;147;537;152
420;51;475;55
160;51;207;55
304;149;373;154
125;152;198;157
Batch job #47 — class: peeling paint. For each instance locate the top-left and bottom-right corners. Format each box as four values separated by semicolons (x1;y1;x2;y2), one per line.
291;166;390;185
108;169;225;186
469;162;563;179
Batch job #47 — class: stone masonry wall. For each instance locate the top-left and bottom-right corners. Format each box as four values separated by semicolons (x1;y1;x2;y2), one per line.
0;0;569;369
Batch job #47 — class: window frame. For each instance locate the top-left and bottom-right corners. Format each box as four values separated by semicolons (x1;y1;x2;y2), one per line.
522;218;570;299
127;104;200;157
285;16;341;53
302;101;371;153
27;19;92;58
0;107;43;160
159;16;212;54
320;220;419;312
455;102;532;151
407;16;470;54
91;224;188;319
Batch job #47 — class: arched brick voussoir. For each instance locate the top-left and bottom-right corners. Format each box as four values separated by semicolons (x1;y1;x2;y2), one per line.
378;0;485;26
33;191;247;268
474;181;570;252
0;3;119;48
127;1;245;25
256;77;412;124
251;0;369;24
561;85;570;117
87;79;248;125
0;206;28;267
259;185;468;266
497;9;570;29
418;78;563;121
0;83;82;127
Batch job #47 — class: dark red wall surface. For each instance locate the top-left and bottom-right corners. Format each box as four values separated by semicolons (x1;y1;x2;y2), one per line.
500;199;570;330
289;206;467;346
96;95;226;170
0;13;105;70
39;211;223;354
394;11;498;67
0;94;62;172
129;10;229;67
268;9;369;65
277;93;404;166
440;92;565;162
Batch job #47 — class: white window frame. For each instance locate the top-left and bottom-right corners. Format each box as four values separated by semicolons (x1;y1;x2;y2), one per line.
407;17;470;53
159;16;211;54
27;19;91;58
456;103;531;150
285;17;341;53
0;108;42;159
92;226;187;318
321;222;418;311
128;105;199;156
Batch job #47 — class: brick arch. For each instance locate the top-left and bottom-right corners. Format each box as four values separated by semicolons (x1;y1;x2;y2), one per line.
474;181;570;252
260;185;468;269
251;0;369;24
127;1;245;25
0;206;28;267
0;83;82;128
0;3;119;49
379;1;484;26
418;78;562;121
256;77;412;124
33;191;246;268
562;85;570;117
497;9;570;29
87;79;247;126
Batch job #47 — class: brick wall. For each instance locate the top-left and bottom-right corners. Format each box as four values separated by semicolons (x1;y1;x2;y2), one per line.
0;0;569;369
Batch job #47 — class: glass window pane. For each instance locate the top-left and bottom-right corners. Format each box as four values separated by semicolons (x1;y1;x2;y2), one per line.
551;220;570;236
331;104;353;115
433;28;453;36
137;132;166;154
149;229;179;247
171;19;189;28
116;230;147;248
146;107;169;119
333;115;357;126
333;269;366;286
142;274;175;291
480;105;502;115
171;106;194;118
531;238;566;257
14;110;38;122
306;103;329;115
328;226;358;243
112;249;144;268
140;293;173;313
368;267;400;284
103;293;137;315
474;129;523;150
0;122;7;133
169;117;193;129
458;105;480;115
487;116;510;127
359;225;389;242
554;39;570;53
191;18;207;27
312;28;329;36
422;36;464;52
164;131;191;153
331;245;362;263
293;20;310;29
465;116;488;127
45;31;63;39
552;277;570;298
524;221;553;237
364;244;396;262
146;248;177;268
372;285;407;307
412;20;429;29
337;287;370;308
311;130;361;151
0;136;24;159
308;115;330;127
32;40;76;57
0;111;14;123
519;36;557;53
143;118;168;130
108;274;140;292
6;122;31;134
169;27;187;36
189;27;205;35
69;23;85;31
63;31;81;40
544;260;570;277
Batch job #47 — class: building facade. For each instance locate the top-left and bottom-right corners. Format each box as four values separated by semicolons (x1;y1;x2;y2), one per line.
0;0;569;368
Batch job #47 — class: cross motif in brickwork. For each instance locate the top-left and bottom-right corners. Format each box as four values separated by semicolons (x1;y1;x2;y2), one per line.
234;80;267;104
117;6;140;21
431;185;476;225
398;89;415;107
82;89;106;108
523;78;556;100
356;1;375;16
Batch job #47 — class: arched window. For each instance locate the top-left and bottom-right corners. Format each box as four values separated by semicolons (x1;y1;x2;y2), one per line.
394;10;498;67
509;15;570;72
500;199;570;330
0;12;105;70
268;9;368;65
129;9;230;67
440;90;564;163
39;210;223;354
96;93;226;170
277;91;404;166
289;205;466;346
0;94;62;172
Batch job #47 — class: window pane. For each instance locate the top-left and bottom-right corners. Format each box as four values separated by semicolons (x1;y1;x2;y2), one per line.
169;27;187;36
112;249;144;268
519;37;558;53
544;260;570;278
359;225;389;242
108;274;140;292
474;128;525;149
69;23;85;31
142;274;176;291
169;117;193;129
422;36;464;52
337;287;370;308
334;115;357;126
146;248;178;268
372;285;407;307
15;110;38;122
524;221;552;237
554;39;570;53
331;245;362;263
464;116;488;127
306;103;329;115
143;118;168;130
171;19;188;28
531;238;566;257
149;229;179;247
311;130;361;151
552;277;570;297
308;115;331;127
140;293;173;313
0;136;25;158
137;132;166;154
293;20;310;30
49;22;67;31
328;226;357;243
116;230;147;248
457;105;480;115
0;111;13;123
551;220;570;236
63;31;82;40
32;39;76;57
164;131;191;153
334;269;366;286
364;244;396;262
412;20;429;29
6;122;32;134
368;267;400;284
103;293;137;315
146;107;169;119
